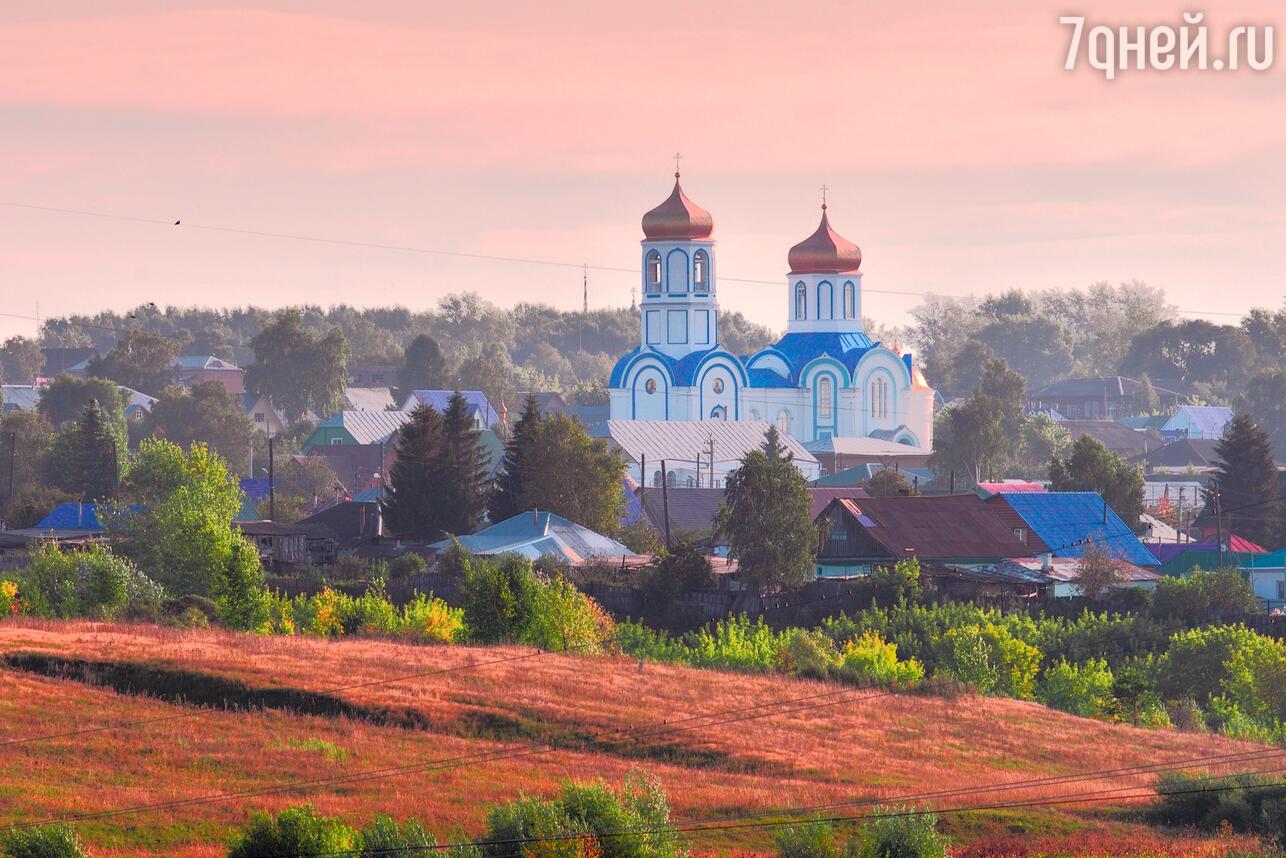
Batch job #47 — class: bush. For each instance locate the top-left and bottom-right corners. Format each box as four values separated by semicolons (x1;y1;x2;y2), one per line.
774;817;839;858
211;538;270;632
1156;625;1275;705
1105;661;1171;728
839;632;925;689
1;579;22;616
1;823;89;857
386;553;427;580
1036;658;1113;718
854;806;947;858
20;542;164;620
358;815;434;856
1147;771;1286;845
779;629;840;680
936;623;1040;699
347;577;400;636
330;551;370;581
402;593;466;643
227;805;359;858
1151;569;1259;625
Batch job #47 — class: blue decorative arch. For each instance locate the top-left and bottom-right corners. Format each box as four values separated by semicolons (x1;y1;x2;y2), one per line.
628;358;673;419
666;248;689;293
696;358;744;421
800;355;853;388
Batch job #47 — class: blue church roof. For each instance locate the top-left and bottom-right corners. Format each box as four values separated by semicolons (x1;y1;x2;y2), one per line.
996;491;1157;566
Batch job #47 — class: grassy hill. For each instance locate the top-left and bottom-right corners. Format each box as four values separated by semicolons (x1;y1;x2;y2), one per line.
0;619;1274;857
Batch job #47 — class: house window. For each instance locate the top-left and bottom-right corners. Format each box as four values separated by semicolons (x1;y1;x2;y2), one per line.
254;412;265;423
653;470;663;487
666;470;677;488
795;283;807;319
1277;580;1285;600
646;251;662;293
1013;527;1027;544
818;376;833;422
777;409;791;434
710;405;727;420
330;437;343;446
818;282;833;320
694;250;709;290
843;282;856;319
870;377;889;419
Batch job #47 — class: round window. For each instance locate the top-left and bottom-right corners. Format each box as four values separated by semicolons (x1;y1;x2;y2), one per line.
645;379;657;394
712;378;725;394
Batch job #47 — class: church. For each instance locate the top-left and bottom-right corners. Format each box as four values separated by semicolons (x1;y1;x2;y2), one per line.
608;173;935;448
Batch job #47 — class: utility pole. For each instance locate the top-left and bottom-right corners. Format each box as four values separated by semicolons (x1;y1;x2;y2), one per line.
268;435;276;522
1214;486;1224;570
707;434;715;489
6;432;15;503
660;459;672;550
695;450;702;488
949;471;955;495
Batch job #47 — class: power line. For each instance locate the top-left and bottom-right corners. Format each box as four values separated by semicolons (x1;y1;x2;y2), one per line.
0;200;1254;319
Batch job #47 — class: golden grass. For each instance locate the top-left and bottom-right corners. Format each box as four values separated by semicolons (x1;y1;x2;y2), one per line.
0;618;1274;857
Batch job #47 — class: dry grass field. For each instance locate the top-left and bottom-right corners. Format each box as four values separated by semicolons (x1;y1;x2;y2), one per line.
0;618;1276;857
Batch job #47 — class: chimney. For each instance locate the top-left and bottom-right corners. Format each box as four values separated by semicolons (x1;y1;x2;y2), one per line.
1039;552;1052;572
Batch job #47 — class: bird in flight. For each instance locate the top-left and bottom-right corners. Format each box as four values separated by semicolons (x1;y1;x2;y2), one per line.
174;220;181;225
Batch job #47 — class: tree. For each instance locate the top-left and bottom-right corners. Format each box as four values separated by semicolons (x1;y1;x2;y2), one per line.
143;381;255;475
1120;319;1255;397
381;405;449;542
862;468;913;497
977;315;1075;390
113;438;245;596
438;391;492;535
0;410;54;505
0;823;90;858
1017;411;1071;478
211;537;270;631
454;346;515;416
943;340;996;397
1239;369;1286;460
259;456;343;521
1074;541;1128;601
489;394;541;523
228;805;359;858
978;357;1026;438
245;310;350;422
85;330;181;394
1048;435;1145;529
1207;413;1280;548
43;400;120;501
0;336;44;385
1132;373;1161;416
37;374;127;434
392;334;448;403
929;395;1007;487
716;426;818;595
521;413;626;534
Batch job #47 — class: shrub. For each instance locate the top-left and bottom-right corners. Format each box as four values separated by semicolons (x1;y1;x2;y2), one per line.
227;805;359;858
779;629;840;680
211;538;270;632
0;823;89;857
347;577;400;636
854;805;947;858
684;615;784;671
402;593;466;643
21;542;164;620
358;815;434;855
1147;771;1286;845
330;551;370;581
386;552;427;580
1;579;23;616
1156;625;1275;705
1151;569;1259;625
1036;658;1113;718
1105;661;1171;728
839;632;925;689
171;606;211;629
774;817;839;858
936;623;1040;699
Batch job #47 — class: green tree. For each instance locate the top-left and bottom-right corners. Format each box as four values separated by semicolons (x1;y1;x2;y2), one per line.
1120;319;1255;398
977;315;1075;390
520;413;625;534
1132;373;1161;416
1207;412;1280;548
37;375;127;435
245;310;350;422
358;816;435;857
929;394;1007;487
43;400;120;501
854;806;947;858
943;339;996;397
143;381;255;475
227;805;359;858
1017;411;1071;478
978;357;1027;439
439;391;492;535
112;438;245;596
0;823;89;858
85;330;181;394
0;336;45;385
381;405;449;542
1150;568;1258;625
1048;435;1144;529
1156;624;1273;705
0;410;54;506
716;426;818;595
489;393;540;523
862;468;913;497
454;346;515;418
1239;369;1286;460
392;334;448;403
1037;658;1114;717
211;538;270;631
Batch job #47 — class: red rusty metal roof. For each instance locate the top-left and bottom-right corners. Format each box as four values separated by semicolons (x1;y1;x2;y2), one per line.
829;494;1036;560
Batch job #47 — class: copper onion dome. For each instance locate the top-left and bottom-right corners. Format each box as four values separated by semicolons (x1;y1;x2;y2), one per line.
788;206;862;274
641;173;714;241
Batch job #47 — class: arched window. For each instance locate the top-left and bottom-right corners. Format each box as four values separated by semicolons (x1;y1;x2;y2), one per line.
818;282;833;320
653;470;663;487
843;282;856;319
818;376;833;422
795;283;807;320
777;409;791;434
870;377;889;419
710;405;727;421
666;470;677;488
693;250;709;291
645;251;661;293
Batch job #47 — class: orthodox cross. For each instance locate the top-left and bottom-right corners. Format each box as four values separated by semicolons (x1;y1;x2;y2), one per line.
673;151;683;176
820;184;828;209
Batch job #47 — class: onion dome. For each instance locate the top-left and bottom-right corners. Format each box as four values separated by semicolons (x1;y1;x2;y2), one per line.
788;206;862;274
642;173;714;241
911;365;931;389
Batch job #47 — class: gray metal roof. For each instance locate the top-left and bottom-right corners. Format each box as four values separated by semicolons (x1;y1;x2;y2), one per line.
594;420;816;466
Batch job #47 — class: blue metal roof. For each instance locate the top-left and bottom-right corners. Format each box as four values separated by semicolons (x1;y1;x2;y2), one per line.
1164;406;1233;439
404;390;497;427
431;510;632;563
34;502;143;531
996;491;1157;566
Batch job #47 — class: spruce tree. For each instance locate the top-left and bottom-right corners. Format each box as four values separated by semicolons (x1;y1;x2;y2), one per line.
46;400;119;501
381;405;447;542
1209;413;1280;548
489;393;540;522
438;391;492;535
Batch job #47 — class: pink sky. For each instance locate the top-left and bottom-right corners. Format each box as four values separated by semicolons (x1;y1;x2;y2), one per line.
1;0;1283;341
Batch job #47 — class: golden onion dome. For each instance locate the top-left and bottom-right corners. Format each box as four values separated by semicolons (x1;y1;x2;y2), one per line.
788;206;862;274
642;173;714;241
